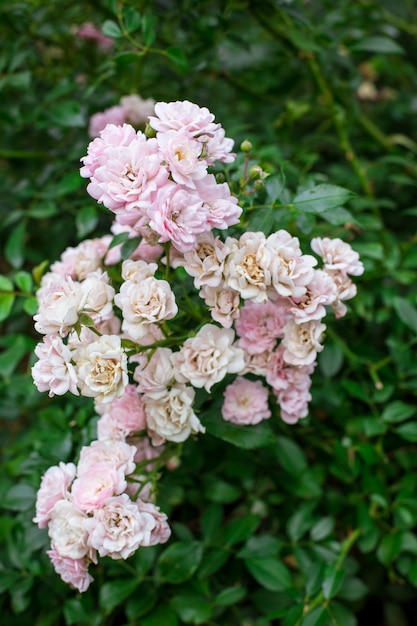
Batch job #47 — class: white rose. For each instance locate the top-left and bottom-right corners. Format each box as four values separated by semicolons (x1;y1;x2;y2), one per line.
74;334;128;403
115;276;178;341
281;319;326;366
48;499;89;559
34;274;86;336
144;384;204;444
172;324;245;391
84;493;156;559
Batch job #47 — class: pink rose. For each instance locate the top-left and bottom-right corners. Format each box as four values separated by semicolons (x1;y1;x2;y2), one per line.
221;377;271;425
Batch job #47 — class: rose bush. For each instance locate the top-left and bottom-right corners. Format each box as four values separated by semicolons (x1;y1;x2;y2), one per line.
2;1;417;625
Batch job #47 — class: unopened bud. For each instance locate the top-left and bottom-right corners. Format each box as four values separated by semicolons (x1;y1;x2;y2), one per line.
240;139;252;153
145;122;157;138
215;172;226;184
249;165;263;180
254;179;265;192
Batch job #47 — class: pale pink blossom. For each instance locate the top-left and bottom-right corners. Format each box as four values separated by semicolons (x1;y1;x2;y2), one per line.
224;232;272;303
96;384;146;439
148;183;209;252
88;105;127;138
194;174;241;229
241;350;271;377
281;319;326;366
51;236;111;280
200;284;240;328
80;270;115;323
47;546;94;593
80;123;138;179
121;259;157;282
34;274;86;336
76;22;114;50
235;300;289;354
33;462;76;529
71;463;126;512
115;275;178;341
73;334;128;404
266;231;317;298
156;129;207;188
144;384;204;444
135;500;171;545
311;237;364;276
32;334;78;397
276;378;312;424
222;377;271;425
182;233;228;288
84;493;156;559
120;94;155;126
289;269;337;323
48;500;90;560
77;440;136;478
172;324;245;392
86;135;169;216
133;348;175;399
149;100;234;163
149;100;219;136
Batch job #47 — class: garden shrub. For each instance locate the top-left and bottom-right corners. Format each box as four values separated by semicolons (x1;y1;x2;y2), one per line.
1;1;417;625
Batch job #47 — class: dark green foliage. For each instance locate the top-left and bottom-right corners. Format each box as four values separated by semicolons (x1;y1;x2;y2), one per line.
2;0;417;624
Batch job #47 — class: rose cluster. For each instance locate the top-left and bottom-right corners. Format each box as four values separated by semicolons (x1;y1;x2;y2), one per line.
32;99;363;591
88;94;156;138
33;433;170;592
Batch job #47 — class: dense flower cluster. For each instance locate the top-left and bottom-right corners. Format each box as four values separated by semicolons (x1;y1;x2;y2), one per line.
32;99;364;591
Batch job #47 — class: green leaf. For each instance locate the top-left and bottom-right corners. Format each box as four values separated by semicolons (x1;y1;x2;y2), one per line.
351;36;404;54
245;557;292;591
5;221;26;268
287;28;321;53
198;548;229;578
142;13;157;46
63;598;89;625
102;20;123;38
394;296;417;333
99;578;140;614
223;514;260;546
14;271;32;293
322;567;346;599
0;275;13;291
237;535;282;559
287;502;317;542
166;47;188;71
301;606;328;626
76;206;99;239
265;172;286;202
321;207;353;226
123;7;141;33
396;421;417;442
310;517;335;542
376;533;402;566
318;342;344;378
203;409;276;449
157;541;203;583
381;401;416;424
293;184;354;214
338;576;369;601
201;504;223;542
329;601;358;626
121;236;142;260
0;292;15;321
0;334;34;377
215;585;247;606
48;101;84;127
126;584;157;620
3;483;36;511
275;436;308;476
170;590;212;624
140;605;179;626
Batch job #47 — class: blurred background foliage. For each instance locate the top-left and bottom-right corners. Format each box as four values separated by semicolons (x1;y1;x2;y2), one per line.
2;0;417;624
